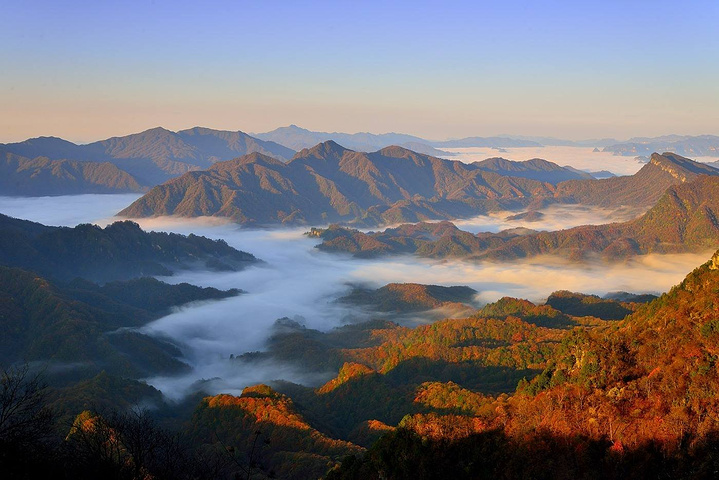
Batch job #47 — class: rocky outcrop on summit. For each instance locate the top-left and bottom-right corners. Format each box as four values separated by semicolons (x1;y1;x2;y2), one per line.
550;152;719;213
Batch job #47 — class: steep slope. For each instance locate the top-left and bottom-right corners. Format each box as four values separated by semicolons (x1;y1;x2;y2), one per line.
189;385;363;480
325;250;719;479
118;142;557;225
551;152;719;211
0;127;295;187
0;149;143;195
0;266;238;376
316;172;719;260
176;126;294;162
234;302;575;442
119;148;716;226
0;213;258;282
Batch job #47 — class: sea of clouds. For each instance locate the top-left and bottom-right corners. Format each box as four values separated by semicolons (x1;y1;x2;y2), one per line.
1;151;715;399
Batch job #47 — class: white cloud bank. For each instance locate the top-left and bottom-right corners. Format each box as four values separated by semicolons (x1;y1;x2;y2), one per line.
0;194;712;400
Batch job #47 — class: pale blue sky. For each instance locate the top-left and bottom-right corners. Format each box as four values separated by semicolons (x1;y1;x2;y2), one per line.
1;0;717;142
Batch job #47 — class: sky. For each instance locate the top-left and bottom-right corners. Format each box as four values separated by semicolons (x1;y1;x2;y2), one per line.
1;0;718;143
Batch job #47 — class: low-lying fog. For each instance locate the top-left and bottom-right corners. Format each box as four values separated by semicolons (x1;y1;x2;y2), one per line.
440;146;646;176
0;194;713;400
440;145;719;176
0;193;143;226
451;204;640;234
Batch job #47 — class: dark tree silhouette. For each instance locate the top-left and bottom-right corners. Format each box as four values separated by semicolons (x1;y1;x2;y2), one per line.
0;364;55;479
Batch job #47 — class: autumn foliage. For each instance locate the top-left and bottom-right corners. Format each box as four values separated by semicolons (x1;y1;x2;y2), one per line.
328;251;719;479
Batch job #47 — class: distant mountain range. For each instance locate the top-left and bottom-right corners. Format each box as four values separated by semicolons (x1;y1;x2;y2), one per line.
602;134;719;157
0;126;295;188
254;124;543;151
254;124;431;152
1;150;144;195
118;141;607;226
473;157;594;183
254;126;719;155
495;135;621;148
315;168;719;261
3;126;718;197
433;136;542;148
119;149;714;227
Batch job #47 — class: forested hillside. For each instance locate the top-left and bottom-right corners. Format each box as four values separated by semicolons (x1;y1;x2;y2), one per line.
0;213;257;282
316;173;719;261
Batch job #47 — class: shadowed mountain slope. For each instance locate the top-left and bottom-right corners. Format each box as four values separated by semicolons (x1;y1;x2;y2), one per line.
1;149;143;195
119;141;558;225
0;213;258;282
552;152;719;211
119;148;717;226
316;171;719;261
0;266;238;377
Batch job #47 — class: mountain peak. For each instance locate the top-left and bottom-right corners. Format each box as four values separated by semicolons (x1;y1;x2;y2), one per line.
293;140;351;161
281;124;312;133
377;145;417;157
139;126;174;136
180;126;221;135
647;152;719;181
9;136;79;147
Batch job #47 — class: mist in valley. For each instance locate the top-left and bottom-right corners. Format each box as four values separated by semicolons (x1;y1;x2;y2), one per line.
441;146;647;176
441;145;719;176
0;193;142;226
451;203;641;234
0;194;712;400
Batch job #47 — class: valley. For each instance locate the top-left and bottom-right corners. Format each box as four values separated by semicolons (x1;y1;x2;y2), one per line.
2;141;719;479
4;2;719;477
